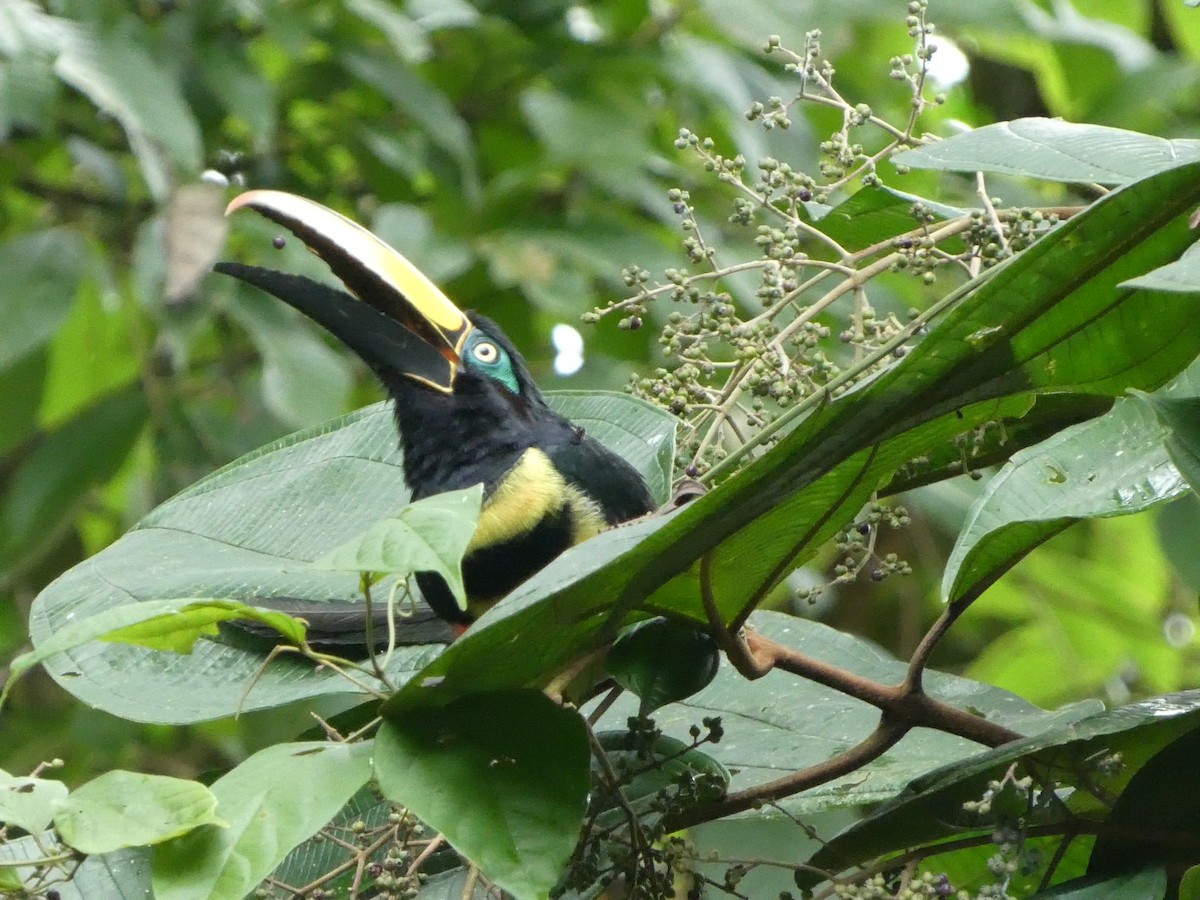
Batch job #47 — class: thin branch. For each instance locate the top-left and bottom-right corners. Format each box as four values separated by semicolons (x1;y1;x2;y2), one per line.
304;652;390;700
360;576;395;690
748;631;1023;748
975;172;1011;257
1037;821;1081;893
701;233;993;482
282;825;396;898
700;552;773;679
905;587;988;693
406;834;446;877
603;259;779;316
586;723;651;860
664;720;908;830
588;685;624;726
461;865;480;900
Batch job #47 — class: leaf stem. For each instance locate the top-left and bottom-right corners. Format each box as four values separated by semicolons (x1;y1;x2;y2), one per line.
665;720;907;830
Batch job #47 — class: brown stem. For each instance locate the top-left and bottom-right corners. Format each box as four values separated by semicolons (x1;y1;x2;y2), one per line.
749;631;1023;748
675;476;1025;834
587;685;624;726
665;720;908;830
669;571;1021;833
406;834;445;877
700;552;773;679
906;584;992;693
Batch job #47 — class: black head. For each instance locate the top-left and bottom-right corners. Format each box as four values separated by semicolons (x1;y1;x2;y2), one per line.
217;192;573;496
379;311;575;498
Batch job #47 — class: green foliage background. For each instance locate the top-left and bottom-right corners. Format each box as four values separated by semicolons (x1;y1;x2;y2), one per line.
3;0;1200;852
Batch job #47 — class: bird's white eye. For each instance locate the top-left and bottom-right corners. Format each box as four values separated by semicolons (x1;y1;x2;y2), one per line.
472;341;499;364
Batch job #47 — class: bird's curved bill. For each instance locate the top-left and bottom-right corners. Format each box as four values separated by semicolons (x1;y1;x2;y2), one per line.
219;190;472;393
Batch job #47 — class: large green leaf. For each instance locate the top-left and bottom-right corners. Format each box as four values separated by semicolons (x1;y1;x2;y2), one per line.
946;357;1200;603
54;771;222;855
0;14;64;133
894;118;1200;185
0;836;150;900
1122;240;1200;294
25;393;676;724
798;691;1200;887
375;690;589;900
26;403;436;725
1088;728;1200;880
3;598;310;709
152;741;373;900
385;161;1200;713
943;396;1186;604
0;350;47;458
606;617;720;717
1037;869;1167;900
38;278;142;427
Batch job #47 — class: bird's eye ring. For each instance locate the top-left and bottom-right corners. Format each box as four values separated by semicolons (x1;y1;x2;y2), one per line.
472;341;499;364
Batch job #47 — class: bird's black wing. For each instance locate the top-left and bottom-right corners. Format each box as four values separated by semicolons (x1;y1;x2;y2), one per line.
545;433;656;525
227;596;457;653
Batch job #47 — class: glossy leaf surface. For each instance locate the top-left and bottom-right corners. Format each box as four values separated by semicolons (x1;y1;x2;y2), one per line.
376;690;589;900
152;741;373;900
895;118;1200;185
27;393;673;723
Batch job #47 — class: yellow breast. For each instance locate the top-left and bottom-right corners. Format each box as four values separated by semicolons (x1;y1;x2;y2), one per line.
467;448;605;552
